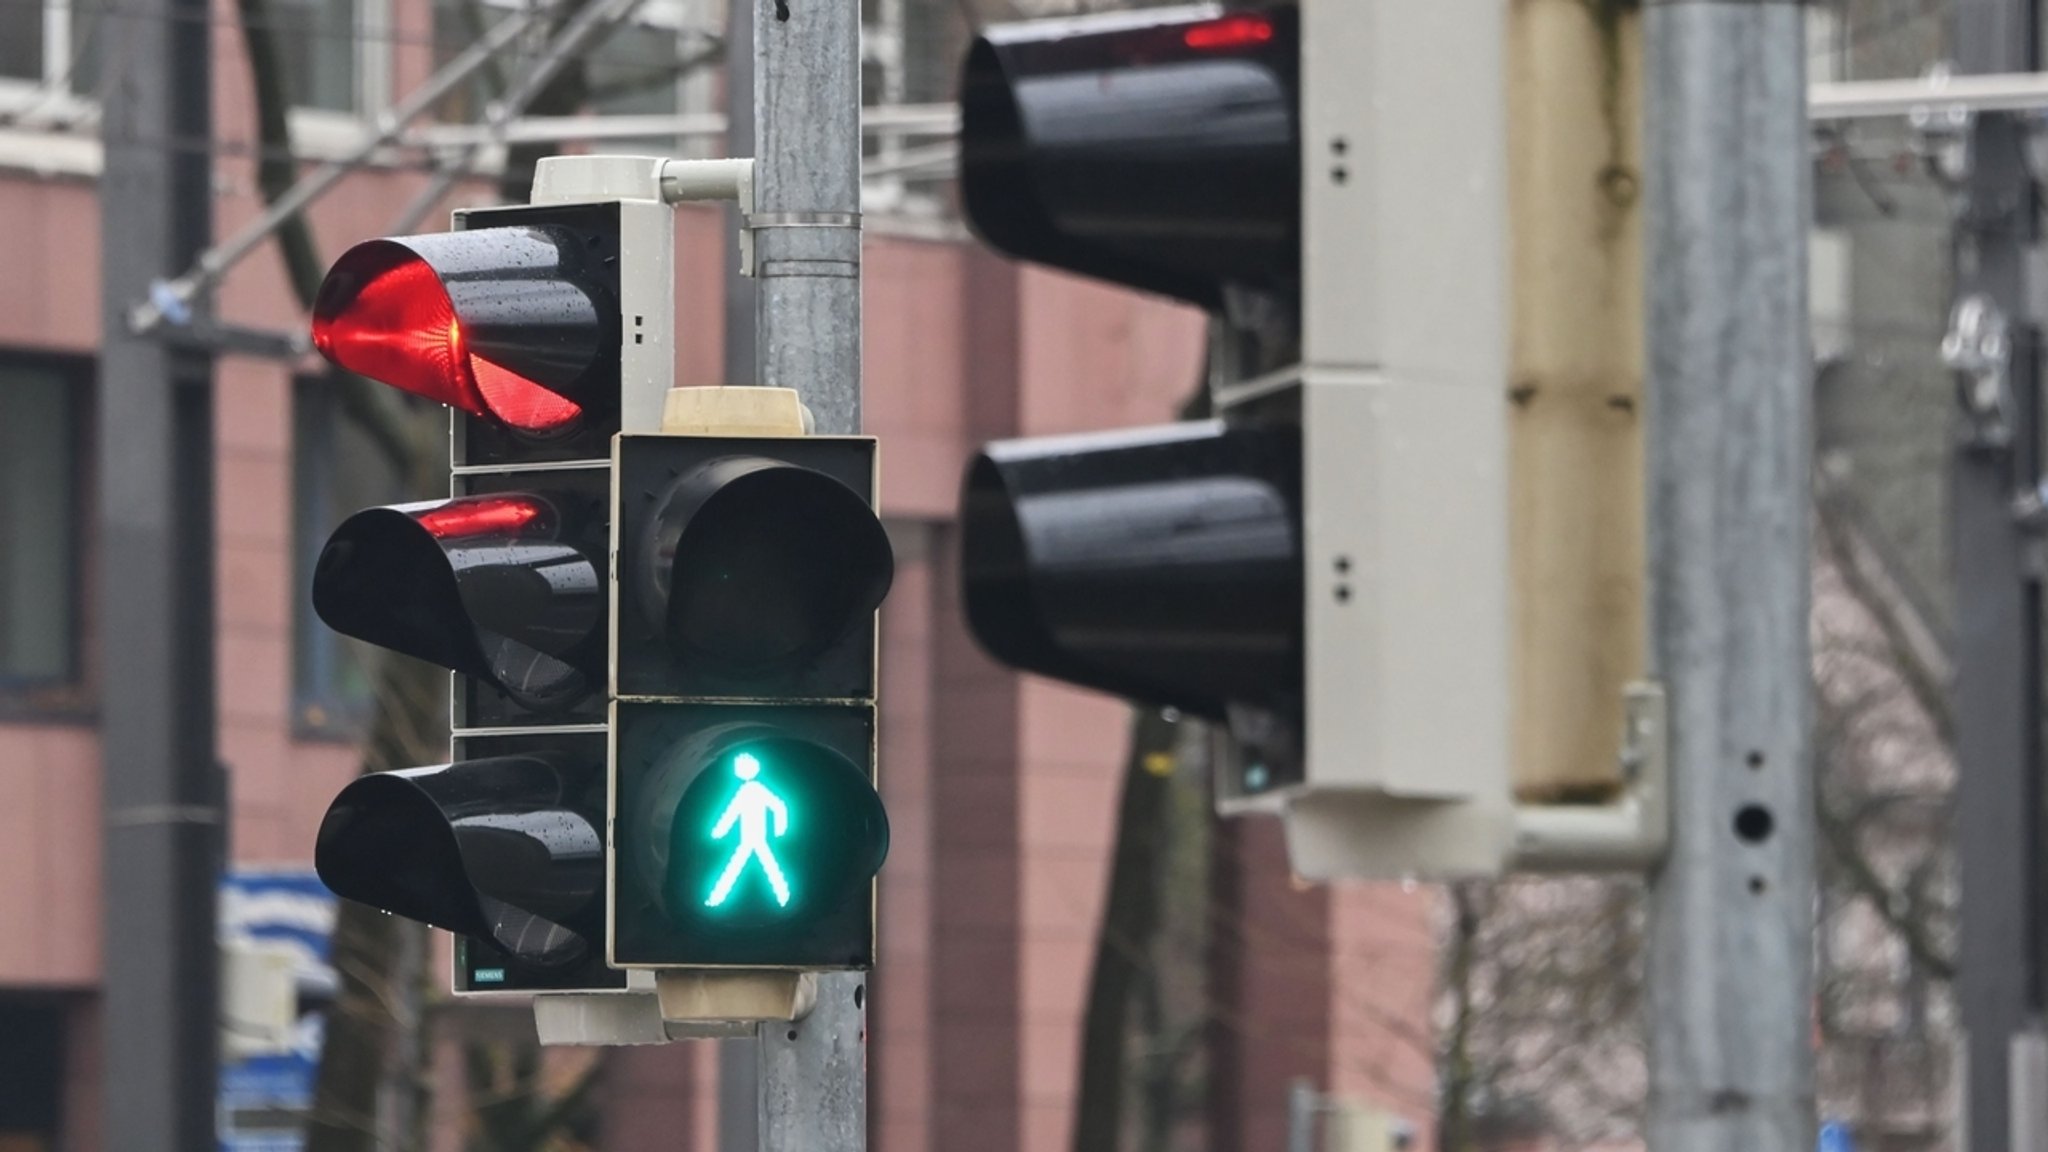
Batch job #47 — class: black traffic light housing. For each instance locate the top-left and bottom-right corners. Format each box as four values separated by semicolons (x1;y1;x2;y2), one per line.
961;419;1302;723
315;732;607;975
313;202;627;466
308;199;637;993
609;432;892;970
959;4;1299;311
957;6;1314;794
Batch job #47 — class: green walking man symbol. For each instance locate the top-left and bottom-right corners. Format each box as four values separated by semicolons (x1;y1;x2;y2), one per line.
705;752;792;909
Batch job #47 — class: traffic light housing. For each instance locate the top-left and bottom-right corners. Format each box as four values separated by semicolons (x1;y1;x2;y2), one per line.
963;419;1302;725
308;188;676;990
959;5;1300;311
608;427;891;969
955;4;1575;879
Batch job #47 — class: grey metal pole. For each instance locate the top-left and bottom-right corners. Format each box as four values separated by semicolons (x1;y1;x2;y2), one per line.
723;0;760;388
750;0;862;434
98;0;220;1138
750;0;867;1148
1643;4;1815;1152
1950;3;2045;1150
718;0;764;1147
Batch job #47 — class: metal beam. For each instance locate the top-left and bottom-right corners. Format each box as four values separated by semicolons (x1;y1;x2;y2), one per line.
1812;70;2048;120
128;0;550;334
386;0;648;234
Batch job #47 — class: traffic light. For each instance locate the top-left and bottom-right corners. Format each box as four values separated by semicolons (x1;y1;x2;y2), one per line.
960;5;1299;312
308;188;677;989
608;425;892;969
952;4;1612;880
963;419;1302;726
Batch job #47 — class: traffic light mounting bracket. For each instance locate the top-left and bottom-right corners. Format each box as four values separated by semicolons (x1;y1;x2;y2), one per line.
1212;364;1669;879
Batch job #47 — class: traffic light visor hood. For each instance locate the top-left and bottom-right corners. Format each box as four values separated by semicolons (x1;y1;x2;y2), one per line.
312;495;603;711
315;756;603;969
960;420;1303;720
958;5;1300;311
311;226;615;435
637;457;893;678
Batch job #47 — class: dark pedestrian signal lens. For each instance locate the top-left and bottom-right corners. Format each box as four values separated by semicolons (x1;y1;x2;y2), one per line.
635;457;893;678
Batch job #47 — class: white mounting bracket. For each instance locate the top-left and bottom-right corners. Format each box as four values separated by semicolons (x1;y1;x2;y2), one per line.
657;157;760;276
531;153;761;275
1509;681;1670;872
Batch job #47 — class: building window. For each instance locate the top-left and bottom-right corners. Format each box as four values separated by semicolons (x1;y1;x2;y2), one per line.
0;358;86;711
0;0;380;113
293;377;405;736
267;0;365;113
0;0;102;95
431;0;719;153
0;997;65;1150
861;0;959;215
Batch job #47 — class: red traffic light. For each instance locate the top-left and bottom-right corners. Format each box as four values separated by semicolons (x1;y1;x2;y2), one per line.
311;226;615;435
417;494;545;539
1183;12;1274;50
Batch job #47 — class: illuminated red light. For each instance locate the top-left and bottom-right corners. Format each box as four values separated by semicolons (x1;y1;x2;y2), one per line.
416;496;545;540
311;242;582;435
1183;13;1274;51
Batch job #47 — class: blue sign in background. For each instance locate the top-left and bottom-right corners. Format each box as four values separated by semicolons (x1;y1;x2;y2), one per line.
218;870;337;1152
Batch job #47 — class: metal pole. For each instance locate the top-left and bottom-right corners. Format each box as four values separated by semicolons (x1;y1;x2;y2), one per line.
750;0;862;434
1643;4;1815;1152
723;0;759;390
1951;0;2046;1147
750;0;865;1146
718;0;763;1146
98;0;220;1137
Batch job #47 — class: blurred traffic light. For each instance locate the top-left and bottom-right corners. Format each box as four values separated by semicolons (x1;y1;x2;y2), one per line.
958;4;1298;310
956;5;1310;785
609;433;892;969
957;5;1546;882
961;420;1302;725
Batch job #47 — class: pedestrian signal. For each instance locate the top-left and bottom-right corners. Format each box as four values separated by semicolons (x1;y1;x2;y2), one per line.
611;705;886;968
608;424;891;970
703;753;790;909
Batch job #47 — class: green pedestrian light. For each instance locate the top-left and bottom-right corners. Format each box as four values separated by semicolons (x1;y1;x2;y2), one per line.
607;406;892;971
703;752;793;910
613;710;888;968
